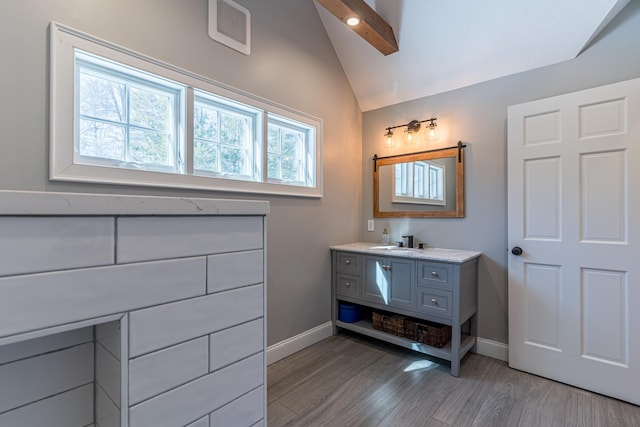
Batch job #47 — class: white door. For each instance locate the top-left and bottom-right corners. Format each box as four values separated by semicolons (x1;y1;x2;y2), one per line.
507;78;640;405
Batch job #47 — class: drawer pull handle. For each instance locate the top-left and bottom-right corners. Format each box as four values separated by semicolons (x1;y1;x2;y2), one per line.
345;282;351;287
431;271;438;277
382;265;391;271
345;259;351;265
431;298;438;305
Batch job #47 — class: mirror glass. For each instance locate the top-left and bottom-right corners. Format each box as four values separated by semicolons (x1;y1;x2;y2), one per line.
374;146;464;218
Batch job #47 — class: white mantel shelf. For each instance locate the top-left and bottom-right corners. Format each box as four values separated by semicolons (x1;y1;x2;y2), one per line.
0;190;269;216
331;242;481;263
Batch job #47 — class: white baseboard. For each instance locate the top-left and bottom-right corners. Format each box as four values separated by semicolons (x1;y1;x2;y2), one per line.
267;321;333;365
476;337;509;362
267;324;509;365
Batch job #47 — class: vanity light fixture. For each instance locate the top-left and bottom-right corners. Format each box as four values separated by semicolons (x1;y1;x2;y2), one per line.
382;117;438;147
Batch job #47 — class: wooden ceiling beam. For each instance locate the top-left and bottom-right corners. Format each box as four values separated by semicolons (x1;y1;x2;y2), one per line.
317;0;399;56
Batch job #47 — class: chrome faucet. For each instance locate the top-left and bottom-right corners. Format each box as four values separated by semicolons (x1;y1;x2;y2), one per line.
402;235;414;248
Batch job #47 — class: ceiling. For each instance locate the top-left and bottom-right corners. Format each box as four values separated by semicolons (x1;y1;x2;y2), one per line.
315;0;631;111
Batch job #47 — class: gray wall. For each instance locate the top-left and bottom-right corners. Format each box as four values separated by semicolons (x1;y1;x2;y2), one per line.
362;0;640;344
0;0;362;346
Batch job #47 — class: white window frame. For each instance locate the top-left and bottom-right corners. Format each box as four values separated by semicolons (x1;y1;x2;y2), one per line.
50;22;323;198
193;90;262;181
267;114;316;187
75;51;186;174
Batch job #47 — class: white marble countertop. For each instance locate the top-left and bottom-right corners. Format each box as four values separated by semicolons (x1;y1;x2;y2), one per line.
0;190;269;216
330;242;481;263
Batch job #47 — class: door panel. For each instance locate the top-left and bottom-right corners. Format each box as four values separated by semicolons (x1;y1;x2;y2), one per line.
523;263;562;350
524;157;561;240
581;150;626;242
581;268;627;366
508;77;640;405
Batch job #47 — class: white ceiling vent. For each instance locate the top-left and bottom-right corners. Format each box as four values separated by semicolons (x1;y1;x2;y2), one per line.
208;0;251;55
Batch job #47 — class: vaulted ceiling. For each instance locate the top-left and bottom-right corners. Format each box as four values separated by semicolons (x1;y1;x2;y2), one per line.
315;0;631;111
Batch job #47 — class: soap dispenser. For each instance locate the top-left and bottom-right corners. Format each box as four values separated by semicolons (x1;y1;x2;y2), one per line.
381;228;390;244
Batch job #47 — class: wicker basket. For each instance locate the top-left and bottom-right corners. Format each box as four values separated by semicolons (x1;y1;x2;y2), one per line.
405;319;452;348
372;311;406;337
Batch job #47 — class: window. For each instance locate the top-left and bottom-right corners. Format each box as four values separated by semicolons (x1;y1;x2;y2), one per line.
392;160;445;205
267;115;315;187
193;91;260;181
75;51;184;173
51;22;322;197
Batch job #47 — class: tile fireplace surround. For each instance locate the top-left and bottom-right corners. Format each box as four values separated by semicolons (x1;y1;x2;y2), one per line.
0;191;268;427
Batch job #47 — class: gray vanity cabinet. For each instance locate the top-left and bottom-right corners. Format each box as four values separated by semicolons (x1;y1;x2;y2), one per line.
362;256;415;309
331;243;481;377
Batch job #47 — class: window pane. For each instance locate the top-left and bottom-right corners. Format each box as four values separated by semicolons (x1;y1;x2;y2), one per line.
79;71;126;123
282;130;300;155
194;94;256;180
268;155;281;179
282;157;300;181
129;129;172;166
267;119;313;186
430;165;444;200
220;112;249;147
414;163;426;199
129;86;173;131
78;119;125;160
194;104;219;142
221;146;246;175
194;139;219;172
267;127;280;154
395;163;410;196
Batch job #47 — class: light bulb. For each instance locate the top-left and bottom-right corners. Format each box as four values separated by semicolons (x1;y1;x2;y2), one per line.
404;130;417;144
383;128;394;147
404;120;421;145
425;119;439;141
426;124;439;141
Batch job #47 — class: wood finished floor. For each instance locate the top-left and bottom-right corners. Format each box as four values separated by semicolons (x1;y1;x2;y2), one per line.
267;332;640;427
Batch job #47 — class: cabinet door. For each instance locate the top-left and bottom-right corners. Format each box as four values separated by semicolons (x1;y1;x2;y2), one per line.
362;256;388;304
363;256;415;308
389;258;414;309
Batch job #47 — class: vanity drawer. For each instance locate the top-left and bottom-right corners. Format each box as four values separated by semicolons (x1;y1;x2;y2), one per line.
336;274;360;297
417;261;453;288
416;287;452;319
336;252;360;275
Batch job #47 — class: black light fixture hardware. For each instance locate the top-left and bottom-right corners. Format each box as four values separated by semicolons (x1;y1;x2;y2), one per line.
373;141;467;172
382;117;437;147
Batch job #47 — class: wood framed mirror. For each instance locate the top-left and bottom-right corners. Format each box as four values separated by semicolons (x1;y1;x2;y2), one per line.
373;142;465;218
